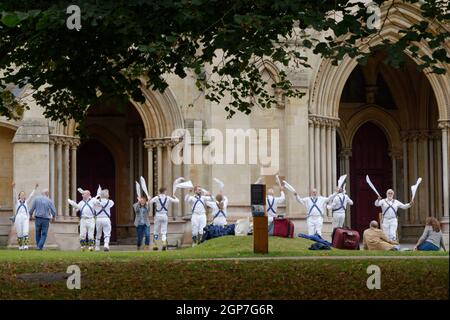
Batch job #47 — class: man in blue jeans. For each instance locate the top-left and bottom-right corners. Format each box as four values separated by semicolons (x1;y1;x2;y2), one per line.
29;189;57;250
133;196;151;250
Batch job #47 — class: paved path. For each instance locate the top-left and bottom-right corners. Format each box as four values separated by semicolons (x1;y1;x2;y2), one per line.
178;255;449;262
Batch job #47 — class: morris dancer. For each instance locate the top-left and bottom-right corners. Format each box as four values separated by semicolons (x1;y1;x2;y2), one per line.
12;182;38;250
68;189;98;251
206;193;228;227
94;189;114;252
294;188;337;236
375;189;413;241
149;187;180;251
185;186;210;247
328;186;353;230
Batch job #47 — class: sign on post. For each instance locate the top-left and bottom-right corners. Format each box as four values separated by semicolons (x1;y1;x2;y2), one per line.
251;184;268;254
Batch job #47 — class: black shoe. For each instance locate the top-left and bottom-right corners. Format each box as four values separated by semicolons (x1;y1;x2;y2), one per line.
104;247;109;252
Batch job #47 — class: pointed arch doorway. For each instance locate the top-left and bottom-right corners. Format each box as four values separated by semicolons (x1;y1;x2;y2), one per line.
350;122;392;236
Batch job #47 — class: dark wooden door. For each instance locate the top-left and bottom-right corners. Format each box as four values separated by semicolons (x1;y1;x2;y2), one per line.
350;122;392;236
77;139;117;241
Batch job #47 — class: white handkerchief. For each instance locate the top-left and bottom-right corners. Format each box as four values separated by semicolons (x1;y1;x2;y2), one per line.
213;178;225;191
282;180;296;193
140;176;150;199
337;175;347;189
411;178;422;201
365;175;381;197
176;181;194;189
135;181;142;199
67;199;79;208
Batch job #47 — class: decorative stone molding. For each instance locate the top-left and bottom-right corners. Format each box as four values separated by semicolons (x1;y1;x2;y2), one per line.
49;135;80;147
308;114;340;128
144;137;182;149
438;120;450;130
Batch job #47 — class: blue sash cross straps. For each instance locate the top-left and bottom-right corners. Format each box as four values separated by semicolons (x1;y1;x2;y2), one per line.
192;196;205;213
81;200;95;217
96;200;111;218
267;197;276;214
307;197;323;217
17;201;28;215
383;201;397;217
156;197;169;213
332;195;345;212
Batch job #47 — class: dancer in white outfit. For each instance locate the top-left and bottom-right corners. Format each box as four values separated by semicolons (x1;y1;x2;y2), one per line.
294;189;337;236
206;194;228;227
185;186;210;246
68;190;99;251
375;189;413;241
266;187;285;226
328;187;353;230
12;182;38;250
94;189;114;251
149;187;179;251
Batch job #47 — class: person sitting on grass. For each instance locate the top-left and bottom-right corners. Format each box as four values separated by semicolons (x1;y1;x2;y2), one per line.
363;220;400;251
414;217;446;252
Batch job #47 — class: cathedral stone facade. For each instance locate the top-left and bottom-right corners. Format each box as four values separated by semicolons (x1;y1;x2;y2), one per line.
0;2;449;249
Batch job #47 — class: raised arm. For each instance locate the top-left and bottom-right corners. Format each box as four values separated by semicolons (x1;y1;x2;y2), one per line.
26;183;39;204
168;195;180;204
325;192;338;203
396;200;411;210
374;197;382;207
276;191;285;202
346;195;354;206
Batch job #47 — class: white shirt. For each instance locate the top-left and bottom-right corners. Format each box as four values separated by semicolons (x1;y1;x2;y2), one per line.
94;198;115;218
266;192;285;219
185;194;209;215
76;198;99;218
150;194;179;214
295;193;337;218
14;187;36;216
206;196;228;225
375;198;411;220
328;193;353;214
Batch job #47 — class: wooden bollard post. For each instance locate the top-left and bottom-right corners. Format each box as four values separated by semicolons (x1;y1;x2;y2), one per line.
251;184;268;254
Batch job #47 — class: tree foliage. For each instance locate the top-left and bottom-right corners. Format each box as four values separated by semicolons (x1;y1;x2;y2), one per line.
0;0;449;129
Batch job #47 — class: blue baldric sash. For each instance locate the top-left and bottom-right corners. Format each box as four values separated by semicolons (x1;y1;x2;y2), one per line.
267;197;276;214
81;200;95;217
382;200;397;217
307;197;322;217
96;200;111;218
192;196;205;214
156;197;168;213
16;201;28;215
332;195;346;212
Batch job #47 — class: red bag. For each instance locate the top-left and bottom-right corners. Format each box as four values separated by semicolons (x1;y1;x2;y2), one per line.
332;228;360;250
273;218;294;238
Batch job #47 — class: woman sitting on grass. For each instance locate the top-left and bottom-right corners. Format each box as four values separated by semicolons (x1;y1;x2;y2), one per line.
414;217;446;252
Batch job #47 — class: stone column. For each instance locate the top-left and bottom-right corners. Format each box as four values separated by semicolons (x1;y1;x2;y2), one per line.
144;140;155;198
70;139;79;217
331;124;337;190
326;123;332;195
129;136;134;222
438;121;449;239
49;138;55;201
412;132;419;224
56;139;63;217
308;120;314;189
401;132;409;223
63;139;70;217
138;135;143;178
314;121;320;193
157;142;163;190
320;123;327;195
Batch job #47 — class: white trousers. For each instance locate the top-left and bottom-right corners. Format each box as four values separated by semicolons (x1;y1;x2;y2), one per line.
332;212;345;230
191;213;207;236
96;218;111;248
382;217;398;241
14;213;29;238
154;213;168;242
307;216;323;236
80;218;95;241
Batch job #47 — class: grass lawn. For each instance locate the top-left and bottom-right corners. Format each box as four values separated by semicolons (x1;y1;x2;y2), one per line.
0;236;448;299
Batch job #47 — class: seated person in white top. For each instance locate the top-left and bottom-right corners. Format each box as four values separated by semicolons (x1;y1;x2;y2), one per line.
375;189;413;241
149;187;179;251
294;188;337;236
206;193;228;227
